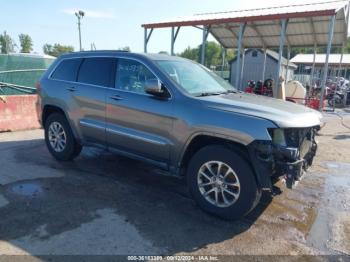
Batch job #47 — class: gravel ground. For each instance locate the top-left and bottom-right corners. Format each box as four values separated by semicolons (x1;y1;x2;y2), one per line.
0;110;349;259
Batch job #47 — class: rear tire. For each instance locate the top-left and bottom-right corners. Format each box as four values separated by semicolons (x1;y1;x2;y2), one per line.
187;145;261;220
44;113;82;161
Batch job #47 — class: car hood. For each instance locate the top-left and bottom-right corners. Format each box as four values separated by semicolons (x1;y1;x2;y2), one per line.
198;92;323;128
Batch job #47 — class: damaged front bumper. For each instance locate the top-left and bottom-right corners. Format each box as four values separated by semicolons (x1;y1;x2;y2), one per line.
248;127;319;190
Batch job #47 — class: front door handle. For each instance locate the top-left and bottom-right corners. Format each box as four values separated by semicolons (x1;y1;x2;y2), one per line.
110;94;123;101
66;86;76;92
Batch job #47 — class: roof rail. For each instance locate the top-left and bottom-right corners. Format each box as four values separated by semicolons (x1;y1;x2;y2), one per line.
75;50;130;53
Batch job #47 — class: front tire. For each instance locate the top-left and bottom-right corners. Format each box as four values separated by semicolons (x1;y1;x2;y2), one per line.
44;113;82;161
187;145;261;220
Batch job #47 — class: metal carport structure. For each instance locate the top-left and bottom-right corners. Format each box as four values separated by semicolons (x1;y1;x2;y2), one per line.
291;53;350;79
142;0;350;110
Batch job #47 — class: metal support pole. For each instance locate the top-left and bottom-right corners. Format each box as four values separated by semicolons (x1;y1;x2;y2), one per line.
337;43;345;78
221;47;226;78
200;26;210;65
77;17;82;51
200;27;206;65
75;11;85;51
285;46;291;83
310;44;317;87
144;28;154;53
275;19;288;98
235;23;246;89
331;65;337;111
240;48;246;90
170;27;181;56
319;15;336;111
144;28;148;53
171;27;175;56
262;48;267;81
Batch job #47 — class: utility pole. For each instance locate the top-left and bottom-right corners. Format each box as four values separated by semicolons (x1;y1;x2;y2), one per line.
75;10;85;51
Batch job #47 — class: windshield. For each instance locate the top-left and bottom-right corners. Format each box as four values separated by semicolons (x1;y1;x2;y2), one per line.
157;60;235;96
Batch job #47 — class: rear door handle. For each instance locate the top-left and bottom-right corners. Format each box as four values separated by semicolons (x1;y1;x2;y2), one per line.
66;86;76;92
110;94;123;101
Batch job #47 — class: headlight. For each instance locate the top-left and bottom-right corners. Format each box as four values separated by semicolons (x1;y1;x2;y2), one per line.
270;129;286;146
268;129;299;160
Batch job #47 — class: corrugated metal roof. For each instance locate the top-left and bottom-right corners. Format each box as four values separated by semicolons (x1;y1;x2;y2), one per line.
142;0;349;48
266;49;298;68
291;53;350;65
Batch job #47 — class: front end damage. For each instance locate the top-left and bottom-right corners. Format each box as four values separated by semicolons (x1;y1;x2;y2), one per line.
248;126;319;190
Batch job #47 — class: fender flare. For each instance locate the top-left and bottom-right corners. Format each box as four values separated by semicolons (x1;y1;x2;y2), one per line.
42;104;80;140
177;131;253;168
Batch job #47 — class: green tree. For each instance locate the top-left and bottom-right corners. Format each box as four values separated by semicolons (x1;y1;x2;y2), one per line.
19;34;33;53
0;31;16;54
201;41;222;68
43;43;74;57
179;46;199;62
225;49;235;63
283;43;347;59
178;42;235;69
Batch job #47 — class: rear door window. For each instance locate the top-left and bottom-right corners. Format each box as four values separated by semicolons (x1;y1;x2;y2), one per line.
51;58;82;81
77;57;116;88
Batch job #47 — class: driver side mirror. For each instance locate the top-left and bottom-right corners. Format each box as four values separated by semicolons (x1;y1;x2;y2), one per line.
144;79;168;98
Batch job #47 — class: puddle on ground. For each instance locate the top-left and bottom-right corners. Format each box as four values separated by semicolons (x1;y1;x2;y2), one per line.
307;161;350;254
326;162;350;171
326;163;339;169
328;176;350;188
81;147;107;159
10;183;43;197
260;181;319;240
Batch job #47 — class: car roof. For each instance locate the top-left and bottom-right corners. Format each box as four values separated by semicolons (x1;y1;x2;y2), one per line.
58;50;187;62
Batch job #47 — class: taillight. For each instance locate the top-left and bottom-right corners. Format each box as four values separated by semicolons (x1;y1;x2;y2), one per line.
35;82;41;93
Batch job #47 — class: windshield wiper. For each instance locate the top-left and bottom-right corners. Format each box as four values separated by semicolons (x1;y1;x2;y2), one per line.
223;89;238;94
196;92;223;97
195;89;238;97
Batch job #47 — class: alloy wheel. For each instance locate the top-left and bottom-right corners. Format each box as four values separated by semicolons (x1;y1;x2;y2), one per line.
197;161;240;208
48;121;67;152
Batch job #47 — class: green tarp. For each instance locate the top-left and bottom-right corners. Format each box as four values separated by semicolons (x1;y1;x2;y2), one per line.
0;53;55;95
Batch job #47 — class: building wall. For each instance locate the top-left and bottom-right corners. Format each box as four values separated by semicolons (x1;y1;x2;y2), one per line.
230;50;294;89
0;95;40;132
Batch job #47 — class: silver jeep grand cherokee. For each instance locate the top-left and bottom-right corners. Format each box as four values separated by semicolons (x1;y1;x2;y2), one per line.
37;51;322;220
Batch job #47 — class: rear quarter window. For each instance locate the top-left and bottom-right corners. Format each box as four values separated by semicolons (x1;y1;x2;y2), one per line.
51;58;82;81
77;57;116;87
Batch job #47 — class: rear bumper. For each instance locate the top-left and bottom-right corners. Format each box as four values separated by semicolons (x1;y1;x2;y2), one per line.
35;96;43;126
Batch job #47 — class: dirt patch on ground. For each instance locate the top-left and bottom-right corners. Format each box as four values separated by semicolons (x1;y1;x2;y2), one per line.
314;112;350;172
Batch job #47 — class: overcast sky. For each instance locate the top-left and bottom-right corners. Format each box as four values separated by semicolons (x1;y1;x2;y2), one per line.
1;0;343;54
